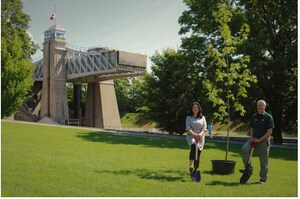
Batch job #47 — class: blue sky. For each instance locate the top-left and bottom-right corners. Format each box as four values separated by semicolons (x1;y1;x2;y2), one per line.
23;0;188;66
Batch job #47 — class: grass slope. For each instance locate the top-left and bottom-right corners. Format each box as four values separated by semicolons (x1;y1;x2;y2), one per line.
121;113;157;128
120;112;250;133
1;121;297;197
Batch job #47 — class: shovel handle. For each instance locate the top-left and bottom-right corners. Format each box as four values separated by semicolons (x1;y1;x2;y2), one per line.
195;143;198;160
194;135;200;160
248;144;255;164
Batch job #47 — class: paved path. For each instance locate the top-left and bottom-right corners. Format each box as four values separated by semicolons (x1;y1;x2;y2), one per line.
108;129;297;149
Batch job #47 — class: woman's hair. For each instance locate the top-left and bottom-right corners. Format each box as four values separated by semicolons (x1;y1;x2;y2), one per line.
188;102;203;118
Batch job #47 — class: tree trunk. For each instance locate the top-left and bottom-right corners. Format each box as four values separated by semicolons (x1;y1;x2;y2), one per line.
271;99;283;144
273;124;283;144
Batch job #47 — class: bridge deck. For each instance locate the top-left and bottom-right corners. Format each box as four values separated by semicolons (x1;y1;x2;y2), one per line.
33;46;147;82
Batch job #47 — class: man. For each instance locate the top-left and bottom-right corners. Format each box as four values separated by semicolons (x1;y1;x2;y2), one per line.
240;100;275;184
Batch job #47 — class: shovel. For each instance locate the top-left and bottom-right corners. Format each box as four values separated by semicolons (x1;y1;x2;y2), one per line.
240;142;256;184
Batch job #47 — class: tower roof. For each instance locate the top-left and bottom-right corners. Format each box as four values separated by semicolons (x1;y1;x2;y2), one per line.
44;24;66;39
45;24;65;32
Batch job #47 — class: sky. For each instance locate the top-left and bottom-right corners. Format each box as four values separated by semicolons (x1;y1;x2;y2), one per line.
23;0;188;67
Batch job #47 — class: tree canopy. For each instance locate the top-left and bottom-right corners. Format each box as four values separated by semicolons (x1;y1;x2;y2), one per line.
237;0;298;143
1;0;38;118
106;0;297;142
202;2;257;122
178;0;297;143
141;49;206;134
114;77;144;114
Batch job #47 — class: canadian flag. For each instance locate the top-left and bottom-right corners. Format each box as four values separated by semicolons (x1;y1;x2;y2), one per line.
50;13;55;21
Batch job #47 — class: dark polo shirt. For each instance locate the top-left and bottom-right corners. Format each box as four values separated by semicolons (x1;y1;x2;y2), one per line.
250;112;275;138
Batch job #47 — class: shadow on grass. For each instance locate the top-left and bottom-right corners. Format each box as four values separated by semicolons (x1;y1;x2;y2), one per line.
206;180;240;186
206;180;259;186
94;168;188;182
76;132;188;149
202;170;215;175
203;170;260;186
76;132;297;161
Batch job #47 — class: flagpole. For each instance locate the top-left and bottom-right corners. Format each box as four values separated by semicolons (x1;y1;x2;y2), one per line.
54;4;56;24
49;5;56;23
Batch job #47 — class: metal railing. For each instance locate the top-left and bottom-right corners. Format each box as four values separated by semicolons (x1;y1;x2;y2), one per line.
66;119;80;126
66;43;90;52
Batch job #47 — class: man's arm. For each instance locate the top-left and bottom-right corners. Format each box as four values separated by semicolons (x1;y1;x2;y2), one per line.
249;128;255;143
253;128;273;143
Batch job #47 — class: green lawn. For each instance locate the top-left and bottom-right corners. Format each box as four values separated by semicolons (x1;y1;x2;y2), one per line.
1;121;298;197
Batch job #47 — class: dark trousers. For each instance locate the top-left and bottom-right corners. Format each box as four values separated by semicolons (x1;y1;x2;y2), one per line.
189;144;202;170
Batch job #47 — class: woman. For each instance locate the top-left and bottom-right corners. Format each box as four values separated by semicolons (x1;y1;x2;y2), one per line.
186;102;207;172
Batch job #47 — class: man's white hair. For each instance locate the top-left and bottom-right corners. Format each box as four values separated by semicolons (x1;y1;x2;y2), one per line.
257;100;266;106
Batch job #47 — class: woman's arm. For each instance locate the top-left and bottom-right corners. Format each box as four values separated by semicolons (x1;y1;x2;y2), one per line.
186;116;196;136
200;129;207;135
187;129;196;136
199;116;207;136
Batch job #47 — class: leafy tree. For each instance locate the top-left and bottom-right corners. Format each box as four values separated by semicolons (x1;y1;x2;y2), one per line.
179;0;256;117
202;2;257;160
115;78;133;114
114;77;144;114
141;49;205;134
237;0;297;143
202;3;257;121
179;0;297;143
128;77;144;112
178;0;247;123
1;0;38;118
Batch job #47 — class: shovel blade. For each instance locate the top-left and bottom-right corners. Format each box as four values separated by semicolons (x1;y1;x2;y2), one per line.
244;163;253;175
240;173;251;184
240;164;253;184
190;171;201;182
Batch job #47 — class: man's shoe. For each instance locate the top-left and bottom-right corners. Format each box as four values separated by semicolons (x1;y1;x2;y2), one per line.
259;178;266;184
239;169;245;174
